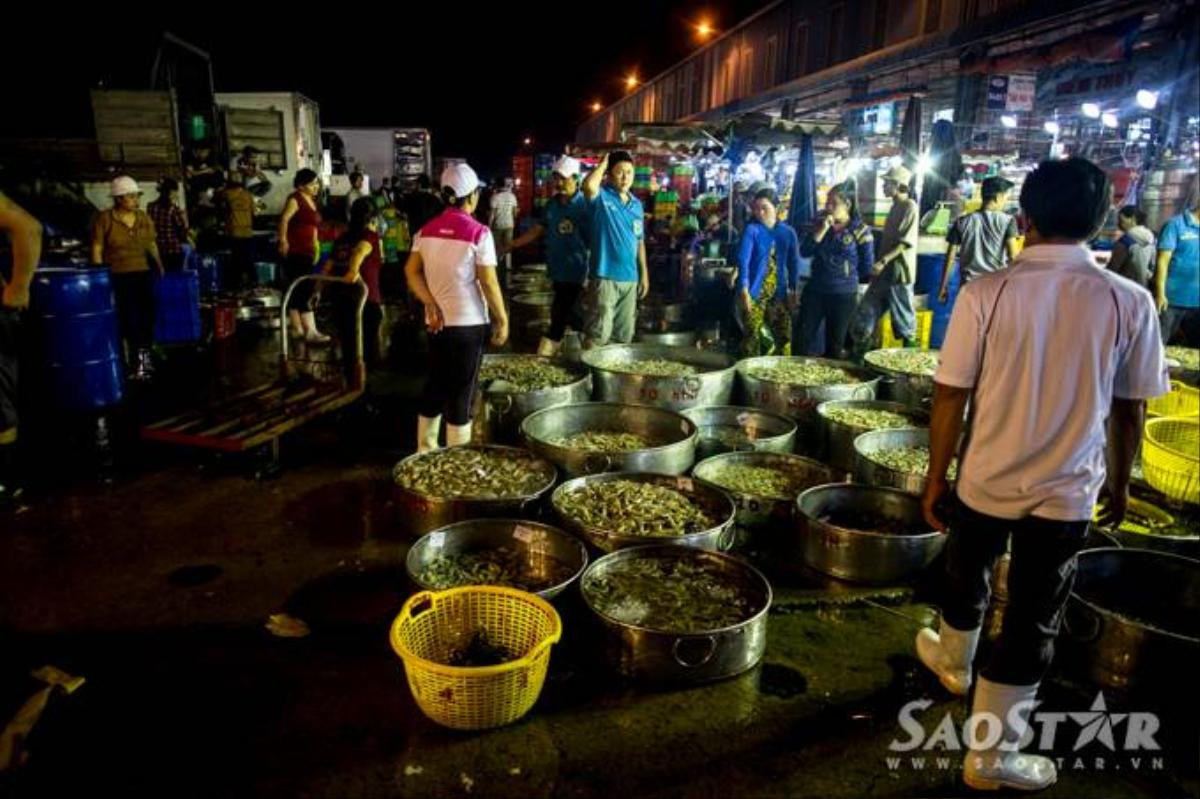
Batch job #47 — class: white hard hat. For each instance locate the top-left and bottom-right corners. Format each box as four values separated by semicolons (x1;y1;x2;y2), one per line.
553;156;581;178
440;163;481;199
110;176;142;197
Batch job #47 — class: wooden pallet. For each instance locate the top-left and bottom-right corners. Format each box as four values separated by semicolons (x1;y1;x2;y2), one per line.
141;377;361;452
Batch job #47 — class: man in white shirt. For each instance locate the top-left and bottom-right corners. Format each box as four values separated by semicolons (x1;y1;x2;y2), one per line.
345;171;369;221
916;158;1167;793
489;178;519;288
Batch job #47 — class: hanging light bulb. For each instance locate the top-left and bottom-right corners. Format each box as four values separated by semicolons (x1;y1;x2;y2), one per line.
1044;120;1060;135
1000;115;1018;129
1101;112;1119;129
1081;103;1101;119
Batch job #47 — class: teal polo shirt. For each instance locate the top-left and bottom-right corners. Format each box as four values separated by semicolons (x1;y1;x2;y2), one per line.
588;184;643;283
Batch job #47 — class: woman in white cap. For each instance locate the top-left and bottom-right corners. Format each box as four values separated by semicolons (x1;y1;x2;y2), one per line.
404;163;509;451
506;155;589;356
90;175;163;380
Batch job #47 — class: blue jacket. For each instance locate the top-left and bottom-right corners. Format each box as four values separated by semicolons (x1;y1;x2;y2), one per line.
800;219;874;295
737;221;801;301
542;192;589;284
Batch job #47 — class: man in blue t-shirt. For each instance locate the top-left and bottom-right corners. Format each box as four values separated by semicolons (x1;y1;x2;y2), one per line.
1155;174;1200;345
580;150;648;347
506;156;590;356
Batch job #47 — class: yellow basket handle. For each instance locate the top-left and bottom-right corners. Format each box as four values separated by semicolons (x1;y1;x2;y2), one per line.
402;590;438;620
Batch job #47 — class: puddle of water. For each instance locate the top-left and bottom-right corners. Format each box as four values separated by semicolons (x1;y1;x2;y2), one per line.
282;479;399;545
284;565;409;631
757;662;809;699
167;564;224;587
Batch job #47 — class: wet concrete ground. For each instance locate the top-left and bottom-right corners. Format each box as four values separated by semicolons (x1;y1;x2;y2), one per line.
1;322;1197;798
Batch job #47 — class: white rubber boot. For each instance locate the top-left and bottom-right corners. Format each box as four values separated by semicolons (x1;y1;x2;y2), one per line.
536;337;561;357
445;422;473;447
417;415;442;453
916;620;980;696
301;311;331;344
963;679;1057;792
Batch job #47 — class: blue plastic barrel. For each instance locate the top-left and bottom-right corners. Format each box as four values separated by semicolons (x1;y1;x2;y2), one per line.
30;267;124;410
916;252;959;296
154;271;201;343
927;280;962;349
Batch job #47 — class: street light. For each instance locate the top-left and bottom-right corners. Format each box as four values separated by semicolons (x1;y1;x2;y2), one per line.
1136;89;1159;110
625;74;639;90
523;137;532;146
695;20;715;39
590;101;602;113
1081;102;1101;119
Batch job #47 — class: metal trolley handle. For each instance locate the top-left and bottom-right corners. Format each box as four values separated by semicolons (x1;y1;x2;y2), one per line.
280;274;369;388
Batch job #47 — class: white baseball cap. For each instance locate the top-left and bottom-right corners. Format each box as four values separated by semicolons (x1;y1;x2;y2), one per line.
553;156;581;178
440;163;481;199
110;176;142;197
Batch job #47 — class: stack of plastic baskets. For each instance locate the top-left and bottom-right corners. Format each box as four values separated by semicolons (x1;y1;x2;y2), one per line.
878;310;933;349
1147;381;1200;418
390;586;562;730
1143;416;1199;505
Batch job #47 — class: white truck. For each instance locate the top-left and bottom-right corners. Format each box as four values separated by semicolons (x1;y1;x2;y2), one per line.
323;127;433;195
214;92;327;216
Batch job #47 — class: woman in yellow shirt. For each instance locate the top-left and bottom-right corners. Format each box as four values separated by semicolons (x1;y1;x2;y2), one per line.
90;176;163;380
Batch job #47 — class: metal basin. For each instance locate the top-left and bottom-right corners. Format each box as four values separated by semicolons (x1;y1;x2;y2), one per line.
795;483;946;584
736;356;879;451
637;300;691;333
681;405;797;462
1064;548;1200;693
636;330;698;348
584;344;736;412
551;472;737;553
472;355;592;445
392;445;558;535
511;275;552;294
693;452;841;549
818;400;929;473
1096;496;1199;558
521;402;697;477
854;427;934;496
512;292;554;324
581;545;771;684
864;349;939;410
405;518;588;601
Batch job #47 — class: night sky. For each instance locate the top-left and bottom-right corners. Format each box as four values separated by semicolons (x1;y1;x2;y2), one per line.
1;2;766;176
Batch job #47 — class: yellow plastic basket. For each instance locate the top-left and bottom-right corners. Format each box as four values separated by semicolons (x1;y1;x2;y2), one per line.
1147;381;1200;418
879;310;933;349
390;586;562;730
1143;416;1200;505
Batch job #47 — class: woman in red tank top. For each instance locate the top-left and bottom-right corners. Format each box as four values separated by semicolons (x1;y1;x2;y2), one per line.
277;169;328;342
326;196;384;385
